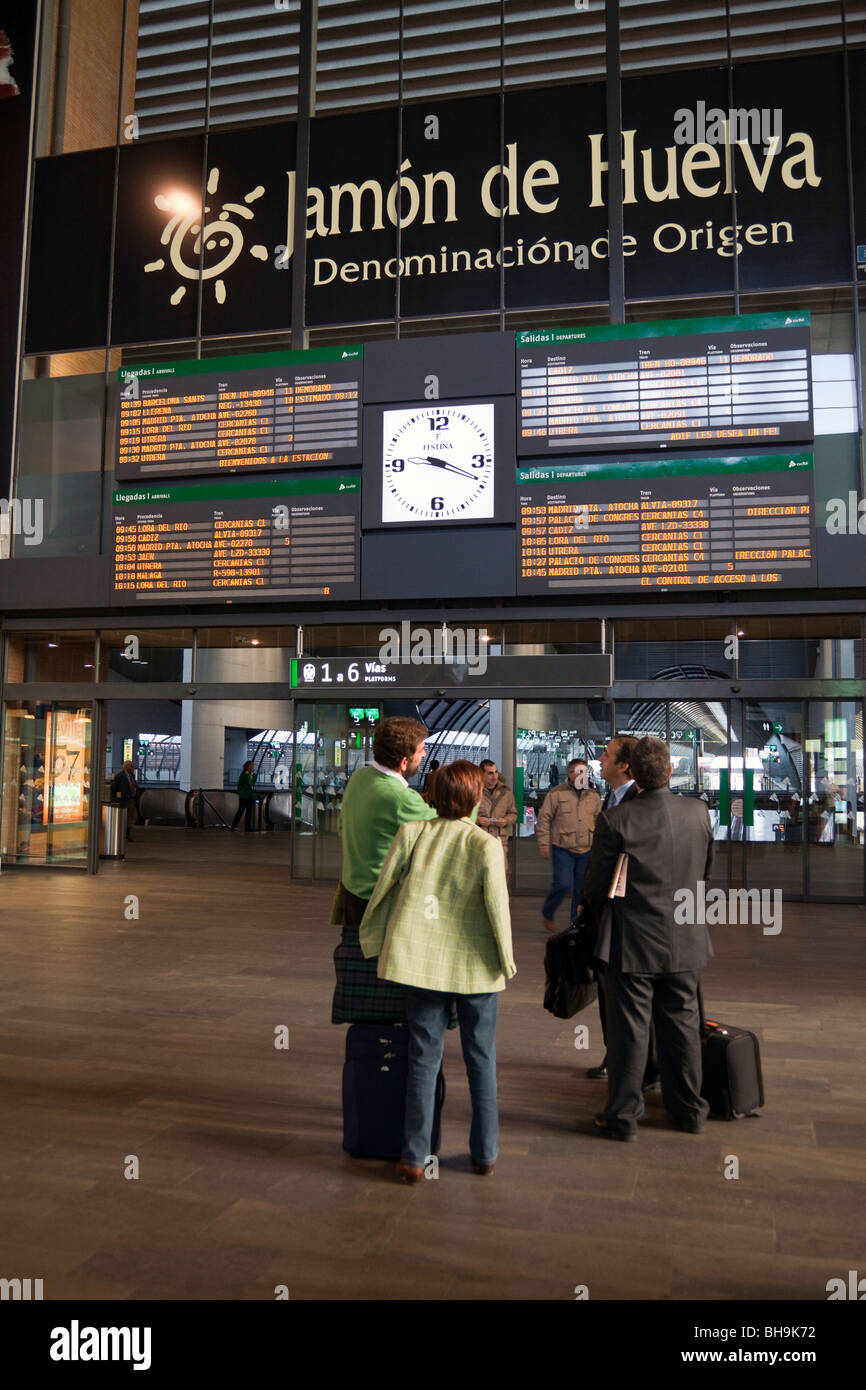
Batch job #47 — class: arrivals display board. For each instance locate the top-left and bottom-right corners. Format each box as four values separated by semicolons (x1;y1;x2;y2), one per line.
115;346;362;480
516;314;813;455
113;475;360;601
517;454;815;593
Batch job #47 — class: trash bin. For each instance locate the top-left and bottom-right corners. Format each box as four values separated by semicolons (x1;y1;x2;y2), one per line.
100;803;127;859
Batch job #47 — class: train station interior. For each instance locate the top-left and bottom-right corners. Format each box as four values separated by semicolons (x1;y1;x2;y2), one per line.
0;0;865;1312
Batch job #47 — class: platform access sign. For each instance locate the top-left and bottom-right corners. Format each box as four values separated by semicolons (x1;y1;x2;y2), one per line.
289;652;613;692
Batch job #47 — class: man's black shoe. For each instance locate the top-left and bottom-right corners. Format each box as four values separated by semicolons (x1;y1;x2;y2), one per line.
587;1064;608;1080
642;1078;661;1092
594;1114;637;1142
669;1115;706;1134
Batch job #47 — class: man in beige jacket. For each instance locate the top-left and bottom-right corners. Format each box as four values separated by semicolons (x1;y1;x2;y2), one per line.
477;759;518;869
536;758;601;931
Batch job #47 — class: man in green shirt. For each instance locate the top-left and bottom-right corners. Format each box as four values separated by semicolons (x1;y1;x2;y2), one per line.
331;716;435;1023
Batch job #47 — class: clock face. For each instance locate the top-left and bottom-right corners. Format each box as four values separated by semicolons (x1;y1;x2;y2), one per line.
381;404;495;523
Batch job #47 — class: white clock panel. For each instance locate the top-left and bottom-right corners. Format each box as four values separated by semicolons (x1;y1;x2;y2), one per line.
380;404;495;523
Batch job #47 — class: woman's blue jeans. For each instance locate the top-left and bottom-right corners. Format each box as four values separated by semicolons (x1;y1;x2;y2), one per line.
403;987;499;1167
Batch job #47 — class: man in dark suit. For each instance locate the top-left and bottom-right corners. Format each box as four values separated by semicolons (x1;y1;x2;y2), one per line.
585;736;639;1081
582;736;713;1141
110;760;138;841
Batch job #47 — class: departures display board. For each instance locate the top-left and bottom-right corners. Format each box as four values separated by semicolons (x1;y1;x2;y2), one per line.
113;476;360;601
517;454;815;594
516;313;813;455
115;347;362;480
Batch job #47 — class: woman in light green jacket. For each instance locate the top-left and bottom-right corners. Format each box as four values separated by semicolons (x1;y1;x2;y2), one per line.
360;760;516;1183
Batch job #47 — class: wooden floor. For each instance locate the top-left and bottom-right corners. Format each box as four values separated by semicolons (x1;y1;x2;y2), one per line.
0;826;864;1301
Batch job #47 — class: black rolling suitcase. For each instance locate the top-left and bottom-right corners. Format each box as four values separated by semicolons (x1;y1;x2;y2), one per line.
698;987;764;1119
342;1022;445;1159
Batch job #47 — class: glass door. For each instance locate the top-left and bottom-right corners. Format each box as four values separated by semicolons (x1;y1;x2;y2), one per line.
513;700;611;895
290;702;377;881
1;701;93;866
805;699;865;899
737;701;806;897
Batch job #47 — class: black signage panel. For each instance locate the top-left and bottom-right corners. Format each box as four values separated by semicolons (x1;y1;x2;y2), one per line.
115;347;362;479
291;653;613;691
362;396;516;529
363;331;515;404
731;56;850;292
26;58;854;352
517;454;816;594
25;149;115;354
113;475;360;602
306;105;399;327
399;94;501;318
503;80;610;309
200;121;295;338
623;66;733;300
112;135;205;346
517;314;813;456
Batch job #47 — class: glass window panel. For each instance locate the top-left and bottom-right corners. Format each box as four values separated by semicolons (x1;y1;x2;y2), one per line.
2;701;93;865
503;619;602;654
15;354;107;559
513;698;610;896
806;698;865;897
99;628;194;683
612;617;736;681
6;632;97;683
740;698;804;896
194;627;295;682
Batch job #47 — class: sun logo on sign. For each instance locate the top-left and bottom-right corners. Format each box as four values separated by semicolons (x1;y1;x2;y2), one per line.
145;167;269;306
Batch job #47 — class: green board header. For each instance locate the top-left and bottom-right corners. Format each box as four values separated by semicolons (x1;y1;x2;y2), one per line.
118;345;363;382
516;454;813;485
516;311;810;347
113;476;361;505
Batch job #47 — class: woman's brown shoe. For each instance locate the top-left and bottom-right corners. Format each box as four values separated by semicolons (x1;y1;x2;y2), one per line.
471;1160;495;1176
395;1161;424;1183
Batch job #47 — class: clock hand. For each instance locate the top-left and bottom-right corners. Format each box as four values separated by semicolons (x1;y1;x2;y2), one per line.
408;455;478;480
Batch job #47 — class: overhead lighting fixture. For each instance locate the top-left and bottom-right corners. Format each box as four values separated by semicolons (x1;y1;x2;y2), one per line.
47;641;58;648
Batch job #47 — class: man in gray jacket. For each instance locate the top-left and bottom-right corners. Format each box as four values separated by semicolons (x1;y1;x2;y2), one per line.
582;736;714;1141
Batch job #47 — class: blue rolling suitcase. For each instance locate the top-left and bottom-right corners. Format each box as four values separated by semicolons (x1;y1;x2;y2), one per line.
342;1022;445;1160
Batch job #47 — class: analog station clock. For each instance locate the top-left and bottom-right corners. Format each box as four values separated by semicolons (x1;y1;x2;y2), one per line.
380;404;495;523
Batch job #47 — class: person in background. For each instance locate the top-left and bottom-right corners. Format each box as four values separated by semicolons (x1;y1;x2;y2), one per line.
330;716;436;1025
583;736;638;1081
581;737;713;1141
110;759;139;842
477;759;518;872
231;760;257;832
537;758;601;932
360;761;516;1182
